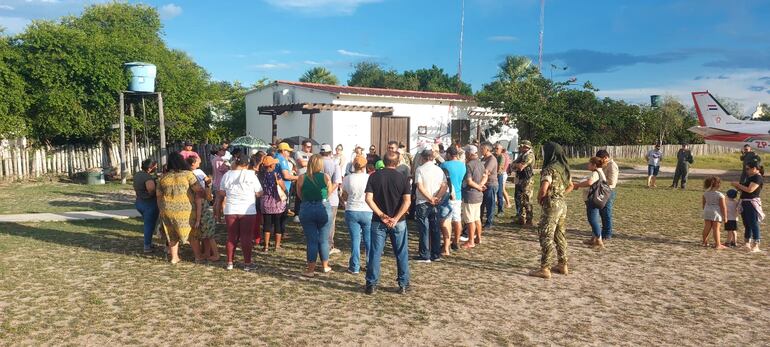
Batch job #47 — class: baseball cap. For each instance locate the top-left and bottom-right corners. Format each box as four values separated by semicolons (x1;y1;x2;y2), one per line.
262;155;278;167
276;142;293;152
320;143;332;153
375;160;385;170
520;140;532;148
355;144;363;150
464;145;478;155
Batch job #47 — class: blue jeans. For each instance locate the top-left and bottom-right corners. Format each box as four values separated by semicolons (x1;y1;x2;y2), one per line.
415;203;441;260
482;185;499;227
599;190;617;239
497;174;505;213
299;201;331;263
345;210;372;272
586;202;602;238
135;199;159;248
366;220;410;288
741;201;762;241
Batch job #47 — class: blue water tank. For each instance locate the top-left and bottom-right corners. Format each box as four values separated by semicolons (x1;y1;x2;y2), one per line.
124;62;157;92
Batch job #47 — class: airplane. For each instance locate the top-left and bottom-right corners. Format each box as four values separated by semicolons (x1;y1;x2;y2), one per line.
688;91;770;153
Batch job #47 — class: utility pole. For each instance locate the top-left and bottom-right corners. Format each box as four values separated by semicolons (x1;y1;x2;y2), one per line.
538;0;545;71
457;0;465;94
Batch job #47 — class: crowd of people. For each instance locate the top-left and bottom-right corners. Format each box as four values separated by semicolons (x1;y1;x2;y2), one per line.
131;137;764;290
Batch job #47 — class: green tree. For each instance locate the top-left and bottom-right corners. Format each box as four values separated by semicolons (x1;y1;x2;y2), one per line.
348;62;472;95
299;67;339;85
14;3;212;144
0;29;28;137
208;78;268;142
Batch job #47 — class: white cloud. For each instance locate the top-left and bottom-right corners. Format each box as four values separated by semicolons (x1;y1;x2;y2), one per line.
0;16;31;34
597;70;770;115
304;60;321;65
0;5;15;10
159;3;182;19
488;35;517;42
250;63;291;69
337;49;375;58
263;0;382;15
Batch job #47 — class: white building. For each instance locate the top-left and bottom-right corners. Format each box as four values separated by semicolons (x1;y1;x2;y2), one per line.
245;81;512;155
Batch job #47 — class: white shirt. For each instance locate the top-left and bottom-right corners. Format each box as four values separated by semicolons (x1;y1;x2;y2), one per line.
647;149;663;166
220;169;263;215
604;159;619;189
192;169;207;189
414;161;446;205
581;169;605;201
342;173;372;212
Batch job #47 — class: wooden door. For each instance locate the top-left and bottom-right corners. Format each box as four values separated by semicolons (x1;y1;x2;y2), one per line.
371;116;410;155
451;119;470;145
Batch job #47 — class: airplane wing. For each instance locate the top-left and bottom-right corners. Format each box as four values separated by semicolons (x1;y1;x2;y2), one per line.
689;126;770;141
687;126;740;137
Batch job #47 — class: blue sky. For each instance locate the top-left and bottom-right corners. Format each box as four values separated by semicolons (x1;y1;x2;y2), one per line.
2;0;770;114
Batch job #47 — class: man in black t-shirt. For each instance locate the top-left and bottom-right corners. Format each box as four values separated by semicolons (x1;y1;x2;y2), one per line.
364;151;412;295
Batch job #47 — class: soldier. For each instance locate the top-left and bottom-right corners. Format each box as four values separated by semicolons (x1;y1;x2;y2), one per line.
671;144;694;189
512;140;535;225
529;142;574;279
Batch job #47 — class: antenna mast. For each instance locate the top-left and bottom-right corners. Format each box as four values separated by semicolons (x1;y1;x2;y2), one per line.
457;0;465;93
538;0;545;71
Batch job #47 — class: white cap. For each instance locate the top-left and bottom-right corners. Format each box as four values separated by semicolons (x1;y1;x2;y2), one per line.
354;144;363;149
320;144;332;153
464;145;478;154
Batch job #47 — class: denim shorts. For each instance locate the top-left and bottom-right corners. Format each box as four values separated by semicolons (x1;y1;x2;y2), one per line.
647;165;660;176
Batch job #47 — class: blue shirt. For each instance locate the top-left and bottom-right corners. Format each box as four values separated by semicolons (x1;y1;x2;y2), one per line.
441;160;466;200
275;153;292;192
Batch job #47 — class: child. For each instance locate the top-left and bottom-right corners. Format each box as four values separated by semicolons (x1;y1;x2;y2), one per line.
702;176;727;250
187;156;219;261
724;189;739;248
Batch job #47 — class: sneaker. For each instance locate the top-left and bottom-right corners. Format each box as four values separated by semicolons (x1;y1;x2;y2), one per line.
143;246;153;253
225;263;234;271
243;263;257;272
329;248;342;255
365;285;377;295
451;243;459;251
293;216;300;223
397;285;411;295
459;235;469;242
347;269;360;275
431;256;442;262
323;267;334;273
414;258;431;264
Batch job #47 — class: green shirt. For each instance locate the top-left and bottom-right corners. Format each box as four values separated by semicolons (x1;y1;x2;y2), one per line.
301;172;328;201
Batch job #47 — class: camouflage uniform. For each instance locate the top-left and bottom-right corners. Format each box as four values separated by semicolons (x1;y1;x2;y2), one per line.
538;166;568;268
513;149;535;224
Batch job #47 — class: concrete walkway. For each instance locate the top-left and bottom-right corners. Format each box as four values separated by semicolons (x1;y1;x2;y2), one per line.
0;209;139;223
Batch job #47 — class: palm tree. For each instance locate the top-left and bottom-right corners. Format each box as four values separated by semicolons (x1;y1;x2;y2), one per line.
299;67;339;85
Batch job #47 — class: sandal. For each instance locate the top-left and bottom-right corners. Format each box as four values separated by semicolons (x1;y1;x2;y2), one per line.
323;267;334;273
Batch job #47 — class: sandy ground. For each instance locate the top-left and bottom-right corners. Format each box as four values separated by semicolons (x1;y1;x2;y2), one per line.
1;179;769;346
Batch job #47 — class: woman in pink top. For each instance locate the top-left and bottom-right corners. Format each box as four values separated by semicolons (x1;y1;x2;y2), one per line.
210;145;230;211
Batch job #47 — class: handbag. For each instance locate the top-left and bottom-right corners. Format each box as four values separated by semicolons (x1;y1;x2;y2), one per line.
587;170;611;209
276;173;288;202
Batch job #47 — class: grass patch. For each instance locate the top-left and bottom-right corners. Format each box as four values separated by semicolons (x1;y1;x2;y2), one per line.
0;182;134;214
1;178;769;345
615;153;743;170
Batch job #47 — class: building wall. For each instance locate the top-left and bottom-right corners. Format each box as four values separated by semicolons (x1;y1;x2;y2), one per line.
245;85;335;148
332;95;474;155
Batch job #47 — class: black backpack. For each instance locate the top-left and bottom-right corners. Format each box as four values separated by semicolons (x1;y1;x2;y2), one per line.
587;170;612;209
